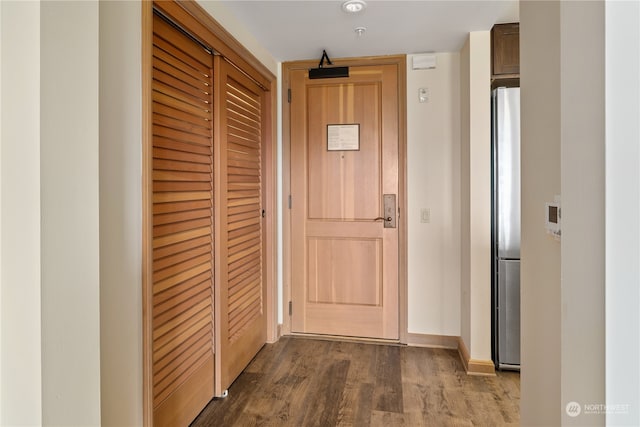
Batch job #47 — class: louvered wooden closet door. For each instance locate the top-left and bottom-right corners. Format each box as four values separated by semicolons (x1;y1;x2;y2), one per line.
215;56;267;393
151;13;215;427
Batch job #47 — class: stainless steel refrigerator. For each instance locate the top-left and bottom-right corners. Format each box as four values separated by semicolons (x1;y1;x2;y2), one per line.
492;87;521;370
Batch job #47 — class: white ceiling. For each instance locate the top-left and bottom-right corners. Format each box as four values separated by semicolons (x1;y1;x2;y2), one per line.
213;0;519;62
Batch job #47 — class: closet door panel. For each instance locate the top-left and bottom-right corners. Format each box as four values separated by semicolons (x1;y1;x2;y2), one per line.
215;56;267;394
151;12;215;427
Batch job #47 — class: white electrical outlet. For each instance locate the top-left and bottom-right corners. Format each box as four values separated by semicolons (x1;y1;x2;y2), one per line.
420;208;430;223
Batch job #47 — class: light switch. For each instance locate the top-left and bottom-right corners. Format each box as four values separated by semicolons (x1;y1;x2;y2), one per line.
419;87;429;103
420;208;430;223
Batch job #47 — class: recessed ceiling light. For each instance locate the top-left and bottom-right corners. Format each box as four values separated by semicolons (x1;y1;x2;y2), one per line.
342;0;366;14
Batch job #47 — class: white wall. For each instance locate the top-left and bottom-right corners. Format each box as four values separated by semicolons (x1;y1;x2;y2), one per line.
0;2;2;420
468;32;492;362
606;0;640;425
0;1;43;425
41;2;101;425
560;1;605;425
199;1;278;76
99;2;143;426
2;1;104;424
459;39;471;350
519;1;562;424
521;1;610;425
459;32;492;362
1;2;144;425
407;53;461;336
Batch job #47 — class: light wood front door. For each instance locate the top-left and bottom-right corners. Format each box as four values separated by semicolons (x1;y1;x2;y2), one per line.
290;64;400;340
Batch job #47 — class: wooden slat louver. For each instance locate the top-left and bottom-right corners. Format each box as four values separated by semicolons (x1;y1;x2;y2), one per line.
151;12;215;426
225;76;263;343
215;58;267;394
144;2;275;424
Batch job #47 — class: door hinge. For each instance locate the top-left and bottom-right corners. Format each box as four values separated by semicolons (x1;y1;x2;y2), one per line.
288;301;292;316
287;88;291;103
288;195;292;209
261;209;266;218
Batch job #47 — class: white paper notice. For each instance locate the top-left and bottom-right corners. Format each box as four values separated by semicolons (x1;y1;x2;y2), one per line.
327;124;359;151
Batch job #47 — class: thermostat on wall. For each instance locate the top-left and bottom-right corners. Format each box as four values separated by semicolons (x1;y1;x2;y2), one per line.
545;195;561;240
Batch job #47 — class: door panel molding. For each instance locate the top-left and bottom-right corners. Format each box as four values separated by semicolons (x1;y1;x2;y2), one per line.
281;56;407;343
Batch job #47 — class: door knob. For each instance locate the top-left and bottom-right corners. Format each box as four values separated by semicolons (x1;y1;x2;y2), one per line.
370;195;396;228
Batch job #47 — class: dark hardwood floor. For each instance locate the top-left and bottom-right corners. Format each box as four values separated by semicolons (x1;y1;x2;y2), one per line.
191;336;520;426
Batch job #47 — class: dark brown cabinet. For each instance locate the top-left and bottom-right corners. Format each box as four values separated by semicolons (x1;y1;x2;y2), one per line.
491;23;519;84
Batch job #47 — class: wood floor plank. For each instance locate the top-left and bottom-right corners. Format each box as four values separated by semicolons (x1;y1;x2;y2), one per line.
190;372;262;427
243;337;324;424
335;381;374;427
332;341;377;383
369;410;407;427
372;345;404;413
295;358;350;427
402;345;438;381
190;336;520;427
241;335;288;375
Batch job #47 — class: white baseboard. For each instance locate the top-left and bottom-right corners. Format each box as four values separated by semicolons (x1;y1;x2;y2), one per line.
457;337;496;376
406;333;459;349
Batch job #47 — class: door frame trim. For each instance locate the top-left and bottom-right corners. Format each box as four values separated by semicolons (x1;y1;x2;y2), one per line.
281;55;408;343
142;2;278;425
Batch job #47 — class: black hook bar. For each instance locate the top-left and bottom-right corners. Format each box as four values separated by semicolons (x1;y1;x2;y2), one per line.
318;49;333;68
